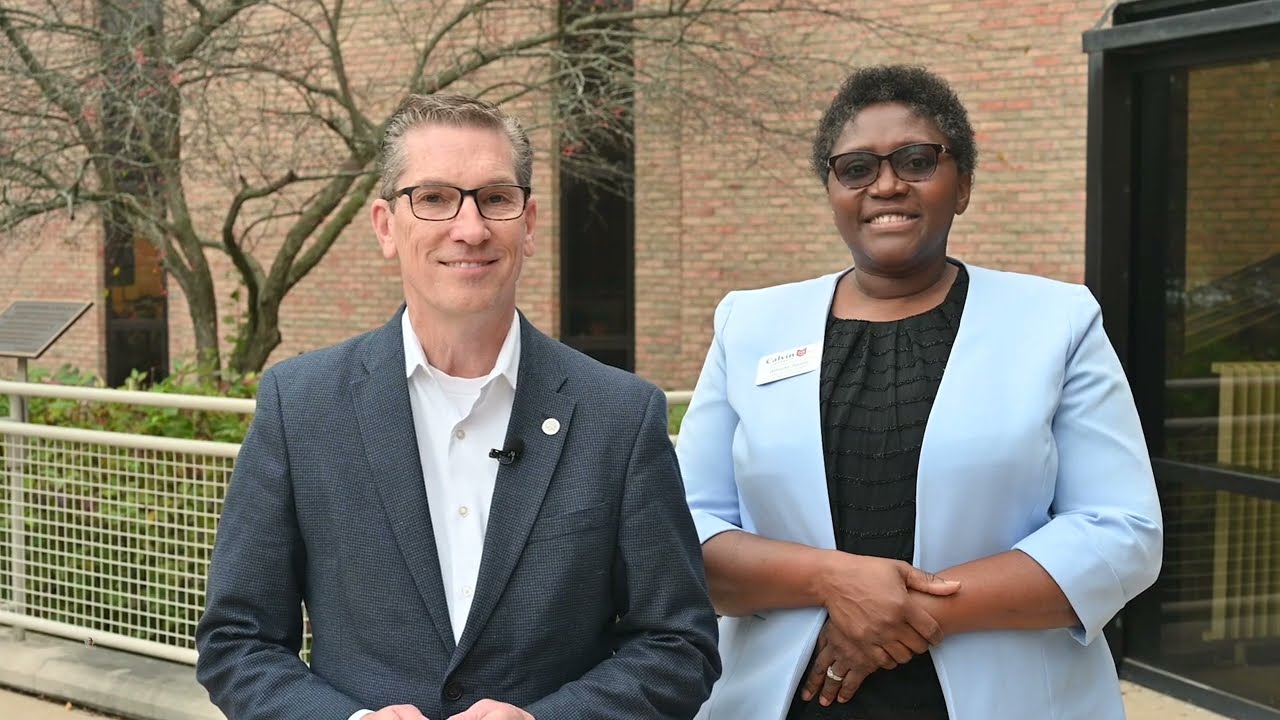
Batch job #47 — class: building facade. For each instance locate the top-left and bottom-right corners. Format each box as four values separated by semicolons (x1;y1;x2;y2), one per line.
1085;1;1280;716
2;0;1278;717
3;0;1109;390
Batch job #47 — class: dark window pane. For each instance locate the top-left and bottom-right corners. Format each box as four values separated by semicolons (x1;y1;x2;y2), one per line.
105;232;168;386
1135;482;1280;708
1134;56;1280;712
1162;58;1280;480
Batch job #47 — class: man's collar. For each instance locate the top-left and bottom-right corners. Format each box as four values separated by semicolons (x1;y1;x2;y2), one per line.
400;310;521;390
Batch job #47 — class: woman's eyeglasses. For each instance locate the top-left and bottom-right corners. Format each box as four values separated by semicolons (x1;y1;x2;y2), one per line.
827;143;950;190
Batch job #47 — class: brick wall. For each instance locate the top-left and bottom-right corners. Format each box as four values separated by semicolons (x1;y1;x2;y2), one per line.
0;216;104;381
164;0;562;368
4;0;1116;388
3;0;558;381
636;0;1112;387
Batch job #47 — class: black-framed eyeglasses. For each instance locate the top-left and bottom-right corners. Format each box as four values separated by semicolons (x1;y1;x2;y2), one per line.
827;143;950;190
391;184;532;221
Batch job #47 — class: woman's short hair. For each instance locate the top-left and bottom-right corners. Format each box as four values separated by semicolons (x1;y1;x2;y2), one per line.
810;65;977;184
378;94;533;200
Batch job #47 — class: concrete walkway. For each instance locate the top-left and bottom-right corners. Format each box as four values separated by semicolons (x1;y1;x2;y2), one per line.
0;687;118;719
1;681;1233;720
0;629;1238;720
0;632;220;720
1123;681;1230;719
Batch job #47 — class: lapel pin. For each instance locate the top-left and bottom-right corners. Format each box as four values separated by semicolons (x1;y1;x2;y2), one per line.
541;418;560;436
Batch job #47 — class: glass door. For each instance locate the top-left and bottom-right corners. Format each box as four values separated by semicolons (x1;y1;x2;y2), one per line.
1126;55;1280;712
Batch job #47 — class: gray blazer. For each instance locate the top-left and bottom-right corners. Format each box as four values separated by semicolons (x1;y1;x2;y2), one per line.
196;310;720;720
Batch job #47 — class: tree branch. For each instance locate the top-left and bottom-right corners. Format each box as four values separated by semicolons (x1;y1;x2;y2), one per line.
0;196;76;232
410;0;508;95
0;9;99;158
288;169;378;288
263;158;370;303
222;170;297;301
317;0;371;146
169;0;259;64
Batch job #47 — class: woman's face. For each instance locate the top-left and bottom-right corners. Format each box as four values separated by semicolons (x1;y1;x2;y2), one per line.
825;102;971;277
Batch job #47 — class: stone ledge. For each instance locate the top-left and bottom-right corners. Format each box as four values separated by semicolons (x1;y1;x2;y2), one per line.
0;629;223;720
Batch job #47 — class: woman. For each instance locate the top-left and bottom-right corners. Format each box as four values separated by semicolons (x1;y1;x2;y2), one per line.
678;65;1162;720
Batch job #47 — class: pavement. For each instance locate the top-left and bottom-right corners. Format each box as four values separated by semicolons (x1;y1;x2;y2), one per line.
1121;681;1231;719
0;688;119;719
0;631;1236;720
0;631;220;720
0;682;1235;720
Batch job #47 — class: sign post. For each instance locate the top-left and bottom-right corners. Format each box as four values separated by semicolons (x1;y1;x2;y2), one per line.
0;300;92;641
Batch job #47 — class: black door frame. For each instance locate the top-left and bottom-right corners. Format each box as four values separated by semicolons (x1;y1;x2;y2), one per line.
1083;2;1280;718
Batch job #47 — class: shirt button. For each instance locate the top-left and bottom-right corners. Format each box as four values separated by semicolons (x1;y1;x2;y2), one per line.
454;429;466;440
458;505;469;518
463;585;473;597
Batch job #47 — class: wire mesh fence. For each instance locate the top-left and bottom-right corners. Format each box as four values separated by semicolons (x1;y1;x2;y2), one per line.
0;384;691;666
1;422;238;663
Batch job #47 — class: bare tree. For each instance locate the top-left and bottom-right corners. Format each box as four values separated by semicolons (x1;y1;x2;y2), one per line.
0;0;861;379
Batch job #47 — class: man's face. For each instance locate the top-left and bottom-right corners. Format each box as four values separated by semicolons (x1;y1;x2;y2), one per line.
371;123;536;323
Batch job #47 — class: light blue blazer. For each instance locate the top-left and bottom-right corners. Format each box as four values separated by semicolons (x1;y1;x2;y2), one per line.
679;262;1163;720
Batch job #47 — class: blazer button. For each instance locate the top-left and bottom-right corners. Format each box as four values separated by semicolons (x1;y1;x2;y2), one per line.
444;680;464;702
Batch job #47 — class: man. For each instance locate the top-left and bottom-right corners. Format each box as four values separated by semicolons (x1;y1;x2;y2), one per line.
195;94;720;720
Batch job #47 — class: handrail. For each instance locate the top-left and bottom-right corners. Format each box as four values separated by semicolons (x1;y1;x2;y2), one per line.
666;390;693;406
0;380;694;413
0;380;696;666
0;380;256;414
0;610;198;666
0;419;241;457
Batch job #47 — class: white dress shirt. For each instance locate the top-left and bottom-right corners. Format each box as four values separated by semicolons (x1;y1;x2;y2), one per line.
402;309;520;641
349;311;520;720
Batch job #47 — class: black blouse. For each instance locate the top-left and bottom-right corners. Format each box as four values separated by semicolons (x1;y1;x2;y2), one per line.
787;265;968;720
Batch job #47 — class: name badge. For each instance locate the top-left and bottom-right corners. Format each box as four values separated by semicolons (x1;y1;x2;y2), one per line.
755;343;821;386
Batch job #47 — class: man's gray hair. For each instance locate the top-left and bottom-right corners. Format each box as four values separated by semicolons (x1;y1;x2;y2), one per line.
377;94;533;200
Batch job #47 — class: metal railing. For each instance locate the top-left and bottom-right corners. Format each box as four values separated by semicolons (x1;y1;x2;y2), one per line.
0;380;692;666
0;380;253;665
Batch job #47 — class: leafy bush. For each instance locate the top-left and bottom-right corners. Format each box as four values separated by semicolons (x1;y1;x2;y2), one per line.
1;362;256;443
0;365;687;650
669;402;688;436
0;362;252;647
2;363;693;440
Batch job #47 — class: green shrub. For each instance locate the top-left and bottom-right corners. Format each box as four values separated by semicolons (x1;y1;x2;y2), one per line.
3;364;687;441
1;363;256;442
1;366;687;651
668;403;688;436
0;362;252;647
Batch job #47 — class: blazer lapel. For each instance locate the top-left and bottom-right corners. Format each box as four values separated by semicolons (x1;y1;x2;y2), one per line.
789;271;842;551
915;259;984;572
449;317;575;669
352;310;456;655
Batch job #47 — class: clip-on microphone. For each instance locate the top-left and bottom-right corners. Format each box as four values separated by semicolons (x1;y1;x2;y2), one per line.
488;437;524;465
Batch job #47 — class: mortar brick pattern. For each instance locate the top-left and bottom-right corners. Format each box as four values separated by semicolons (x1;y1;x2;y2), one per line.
3;0;1115;390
